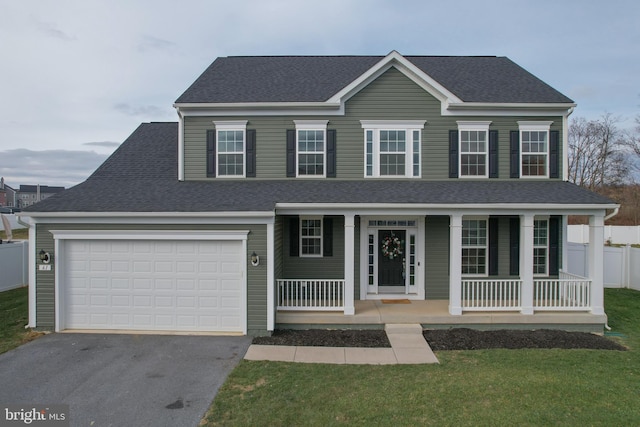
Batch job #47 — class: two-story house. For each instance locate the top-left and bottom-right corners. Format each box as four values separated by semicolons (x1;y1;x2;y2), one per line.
17;184;65;208
20;52;617;337
0;177;17;208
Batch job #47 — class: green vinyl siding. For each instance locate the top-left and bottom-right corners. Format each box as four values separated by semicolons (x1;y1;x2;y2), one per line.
183;67;564;181
34;223;269;334
425;216;450;300
281;216;345;279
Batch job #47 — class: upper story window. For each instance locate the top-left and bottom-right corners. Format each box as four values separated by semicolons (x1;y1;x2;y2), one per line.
213;121;247;177
361;120;425;178
458;121;491;178
295;121;327;177
518;121;552;178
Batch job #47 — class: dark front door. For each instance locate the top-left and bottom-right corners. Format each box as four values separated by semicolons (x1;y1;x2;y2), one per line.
378;230;406;286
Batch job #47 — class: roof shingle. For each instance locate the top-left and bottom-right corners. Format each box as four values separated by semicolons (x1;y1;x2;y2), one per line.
175;55;574;104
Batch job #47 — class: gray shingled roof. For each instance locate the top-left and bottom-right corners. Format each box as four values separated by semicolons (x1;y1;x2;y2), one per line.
175;55;574;104
24;122;614;214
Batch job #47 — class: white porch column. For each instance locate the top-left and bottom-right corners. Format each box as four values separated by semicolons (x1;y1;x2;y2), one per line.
589;214;605;315
520;214;534;315
266;220;275;332
449;214;462;315
344;214;355;315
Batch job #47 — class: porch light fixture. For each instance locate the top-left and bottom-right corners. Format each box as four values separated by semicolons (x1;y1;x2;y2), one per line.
39;249;51;264
250;251;260;267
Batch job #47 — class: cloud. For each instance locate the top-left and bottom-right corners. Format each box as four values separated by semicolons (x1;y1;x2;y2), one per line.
138;35;174;53
32;17;75;41
114;103;172;117
0;149;109;188
83;141;121;149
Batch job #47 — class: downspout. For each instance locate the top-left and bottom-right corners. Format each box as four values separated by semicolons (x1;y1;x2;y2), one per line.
16;214;36;329
602;206;619;331
604;207;619;222
562;106;575;182
176;108;185;181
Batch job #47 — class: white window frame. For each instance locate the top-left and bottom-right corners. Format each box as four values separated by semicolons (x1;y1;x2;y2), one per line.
300;216;323;258
533;217;549;276
360;120;425;178
294;120;327;178
461;217;488;277
457;121;491;178
518;121;552;179
214;120;247;178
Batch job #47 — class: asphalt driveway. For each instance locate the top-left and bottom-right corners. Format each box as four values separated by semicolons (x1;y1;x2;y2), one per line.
0;333;251;426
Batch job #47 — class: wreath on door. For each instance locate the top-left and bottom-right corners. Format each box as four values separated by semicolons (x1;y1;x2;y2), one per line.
381;234;403;259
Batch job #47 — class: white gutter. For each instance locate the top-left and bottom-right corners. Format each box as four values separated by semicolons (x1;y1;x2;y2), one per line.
275;202;620;211
19;211;275;219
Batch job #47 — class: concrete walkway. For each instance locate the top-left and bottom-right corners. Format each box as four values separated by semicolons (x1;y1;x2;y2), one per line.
244;324;439;365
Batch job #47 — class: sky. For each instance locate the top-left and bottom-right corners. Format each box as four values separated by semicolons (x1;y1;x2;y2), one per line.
0;0;638;188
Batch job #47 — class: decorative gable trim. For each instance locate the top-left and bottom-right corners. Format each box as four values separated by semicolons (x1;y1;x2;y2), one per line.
327;50;462;106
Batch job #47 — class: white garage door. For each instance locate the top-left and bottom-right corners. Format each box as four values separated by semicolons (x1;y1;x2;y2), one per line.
62;239;245;333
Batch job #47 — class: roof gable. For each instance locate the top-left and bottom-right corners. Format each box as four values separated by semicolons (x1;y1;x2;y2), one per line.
174;52;574;107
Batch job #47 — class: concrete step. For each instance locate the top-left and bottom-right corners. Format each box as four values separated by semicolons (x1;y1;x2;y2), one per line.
385;323;423;334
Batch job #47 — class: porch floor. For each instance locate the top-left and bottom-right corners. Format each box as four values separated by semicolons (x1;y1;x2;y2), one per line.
276;300;608;333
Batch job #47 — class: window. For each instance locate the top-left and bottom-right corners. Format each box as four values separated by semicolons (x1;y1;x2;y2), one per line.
214;121;247;177
361;120;424;178
458;121;491;177
300;217;322;257
533;219;548;275
462;219;487;275
519;121;552;177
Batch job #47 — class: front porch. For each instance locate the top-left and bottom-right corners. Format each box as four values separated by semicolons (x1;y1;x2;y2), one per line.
276;299;607;333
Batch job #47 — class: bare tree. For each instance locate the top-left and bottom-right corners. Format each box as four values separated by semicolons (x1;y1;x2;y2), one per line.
568;113;630;190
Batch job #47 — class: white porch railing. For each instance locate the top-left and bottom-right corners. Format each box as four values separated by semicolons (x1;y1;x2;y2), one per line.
461;279;522;311
277;279;345;311
534;271;591;311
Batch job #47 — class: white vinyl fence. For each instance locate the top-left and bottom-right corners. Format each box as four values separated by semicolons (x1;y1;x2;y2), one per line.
567;242;640;290
0;241;28;291
569;225;640;245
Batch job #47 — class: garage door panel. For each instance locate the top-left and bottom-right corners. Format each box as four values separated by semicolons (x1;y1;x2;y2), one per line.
63;239;245;333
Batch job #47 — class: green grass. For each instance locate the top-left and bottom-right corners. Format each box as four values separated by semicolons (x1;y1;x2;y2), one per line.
0;227;28;240
0;287;42;354
203;289;640;426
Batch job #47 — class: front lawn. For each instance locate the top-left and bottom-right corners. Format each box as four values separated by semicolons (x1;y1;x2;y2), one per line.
0;287;42;354
203;289;640;426
0;227;28;240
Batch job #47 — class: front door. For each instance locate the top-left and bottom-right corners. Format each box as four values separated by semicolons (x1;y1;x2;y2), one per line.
378;230;406;288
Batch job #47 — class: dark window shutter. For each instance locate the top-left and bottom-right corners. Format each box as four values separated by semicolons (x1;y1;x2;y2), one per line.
246;129;256;178
326;129;336;178
449;130;459;178
510;131;520;178
286;130;296;177
489;217;499;276
489;130;499;178
549;216;560;275
289;217;299;257
509;217;520;275
206;130;216;177
549;130;559;179
323;217;333;256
